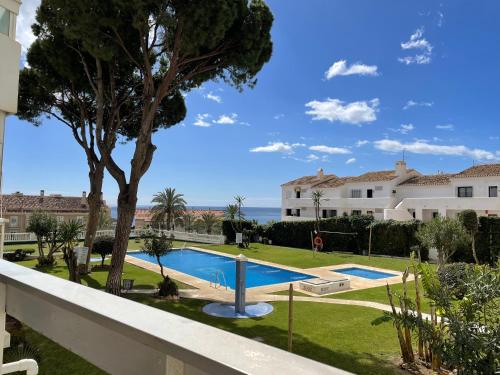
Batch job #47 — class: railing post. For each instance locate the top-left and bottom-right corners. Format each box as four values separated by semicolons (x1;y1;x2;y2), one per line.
0;282;5;366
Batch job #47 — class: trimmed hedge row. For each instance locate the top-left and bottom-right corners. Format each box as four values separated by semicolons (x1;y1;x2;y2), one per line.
264;216;427;260
452;216;500;265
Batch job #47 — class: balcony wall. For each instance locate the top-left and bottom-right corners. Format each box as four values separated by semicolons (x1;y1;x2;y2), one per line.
0;260;351;375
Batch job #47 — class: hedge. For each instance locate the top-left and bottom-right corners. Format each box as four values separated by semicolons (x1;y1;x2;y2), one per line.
452;216;500;265
265;216;427;260
222;220;254;243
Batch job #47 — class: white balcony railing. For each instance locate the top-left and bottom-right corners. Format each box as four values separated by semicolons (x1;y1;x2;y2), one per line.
4;229;225;245
284;197;396;210
0;260;350;375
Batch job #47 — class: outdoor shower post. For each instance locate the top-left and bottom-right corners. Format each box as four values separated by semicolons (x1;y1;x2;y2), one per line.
235;254;247;315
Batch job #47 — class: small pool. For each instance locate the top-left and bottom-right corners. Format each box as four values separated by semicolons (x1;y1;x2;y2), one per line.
333;267;396;280
128;249;312;289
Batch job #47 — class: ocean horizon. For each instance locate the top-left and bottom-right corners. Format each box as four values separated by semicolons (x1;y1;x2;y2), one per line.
111;206;281;224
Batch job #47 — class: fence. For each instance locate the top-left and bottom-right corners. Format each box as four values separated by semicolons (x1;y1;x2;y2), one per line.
4;229;225;245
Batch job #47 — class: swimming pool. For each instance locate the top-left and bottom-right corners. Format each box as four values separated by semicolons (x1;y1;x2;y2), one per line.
333;267;396;280
128;249;312;289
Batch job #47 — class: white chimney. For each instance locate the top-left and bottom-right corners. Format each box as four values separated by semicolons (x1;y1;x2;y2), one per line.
317;168;324;178
395;160;407;176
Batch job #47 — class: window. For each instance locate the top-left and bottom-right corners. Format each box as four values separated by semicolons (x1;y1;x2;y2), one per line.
322;209;337;218
367;189;373;198
295;190;301;199
286;209;292;216
9;216;18;228
489;186;498;198
0;6;11;36
432;212;439;219
351;189;362;198
457;186;473;198
367;211;374;217
295;209;301;217
76;216;84;225
351;210;362;216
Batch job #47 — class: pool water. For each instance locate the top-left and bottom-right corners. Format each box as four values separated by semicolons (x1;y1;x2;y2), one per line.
333;267;396;280
129;249;312;289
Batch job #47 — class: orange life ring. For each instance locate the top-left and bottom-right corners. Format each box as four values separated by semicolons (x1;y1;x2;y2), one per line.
313;236;323;247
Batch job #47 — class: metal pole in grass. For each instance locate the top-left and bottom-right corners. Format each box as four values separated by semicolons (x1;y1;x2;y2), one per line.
368;224;373;260
288;283;293;352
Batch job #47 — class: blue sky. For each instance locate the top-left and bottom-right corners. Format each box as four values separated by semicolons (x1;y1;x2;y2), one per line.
6;0;500;207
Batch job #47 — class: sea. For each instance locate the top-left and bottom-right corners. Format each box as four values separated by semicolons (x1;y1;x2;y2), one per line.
110;206;281;224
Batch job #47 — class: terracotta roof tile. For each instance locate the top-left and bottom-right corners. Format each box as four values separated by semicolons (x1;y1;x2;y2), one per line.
281;174;337;187
313;176;355;188
453;163;500;178
1;193;89;213
398;174;452;186
348;170;398;183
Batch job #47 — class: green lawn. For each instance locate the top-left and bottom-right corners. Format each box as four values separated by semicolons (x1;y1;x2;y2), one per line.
129;295;403;375
199;242;413;272
325;281;432;313
17;258;194;290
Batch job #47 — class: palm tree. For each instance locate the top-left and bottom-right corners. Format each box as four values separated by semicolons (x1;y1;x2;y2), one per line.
151;188;187;230
200;212;219;234
312;190;324;232
224;204;238;221
181;212;196;232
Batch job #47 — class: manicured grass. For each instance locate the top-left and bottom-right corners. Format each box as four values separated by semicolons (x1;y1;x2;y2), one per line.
325;281;432;313
128;295;403;375
17;258;194;290
199;243;413;272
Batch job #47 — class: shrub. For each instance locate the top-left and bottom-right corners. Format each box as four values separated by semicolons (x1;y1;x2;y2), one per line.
158;276;178;297
437;262;469;299
92;236;114;266
3;249;34;262
222;220;254;243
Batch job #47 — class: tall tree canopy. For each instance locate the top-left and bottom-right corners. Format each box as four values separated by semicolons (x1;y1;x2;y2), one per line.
26;0;273;294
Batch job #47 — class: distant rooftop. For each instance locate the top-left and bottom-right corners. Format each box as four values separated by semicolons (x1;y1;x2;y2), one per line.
1;191;90;213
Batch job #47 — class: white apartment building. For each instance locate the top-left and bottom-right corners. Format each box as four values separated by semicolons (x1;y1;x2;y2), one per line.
281;161;500;222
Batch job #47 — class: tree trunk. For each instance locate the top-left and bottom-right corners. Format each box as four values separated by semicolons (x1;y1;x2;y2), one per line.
471;235;479;264
105;190;137;295
84;164;105;271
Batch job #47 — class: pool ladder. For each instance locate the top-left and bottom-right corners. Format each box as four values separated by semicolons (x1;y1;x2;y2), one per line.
210;270;228;290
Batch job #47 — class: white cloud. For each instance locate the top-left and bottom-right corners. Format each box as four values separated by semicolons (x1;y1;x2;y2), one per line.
16;0;39;53
403;100;433;110
391;123;415;134
306;154;320;161
205;92;222;103
374;139;498;161
305;98;379;125
213;113;237;125
193;113;211;127
273;113;285;120
325;60;378;79
398;28;433;65
356;140;370;147
250;142;300;154
346;158;357;165
309;145;351;155
435;124;454;130
437;11;444;28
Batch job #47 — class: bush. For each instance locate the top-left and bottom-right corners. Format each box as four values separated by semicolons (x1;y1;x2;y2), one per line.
222;220;254;243
453;216;500;265
158;276;178;297
3;249;35;262
92;236;114;266
437;262;469;299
